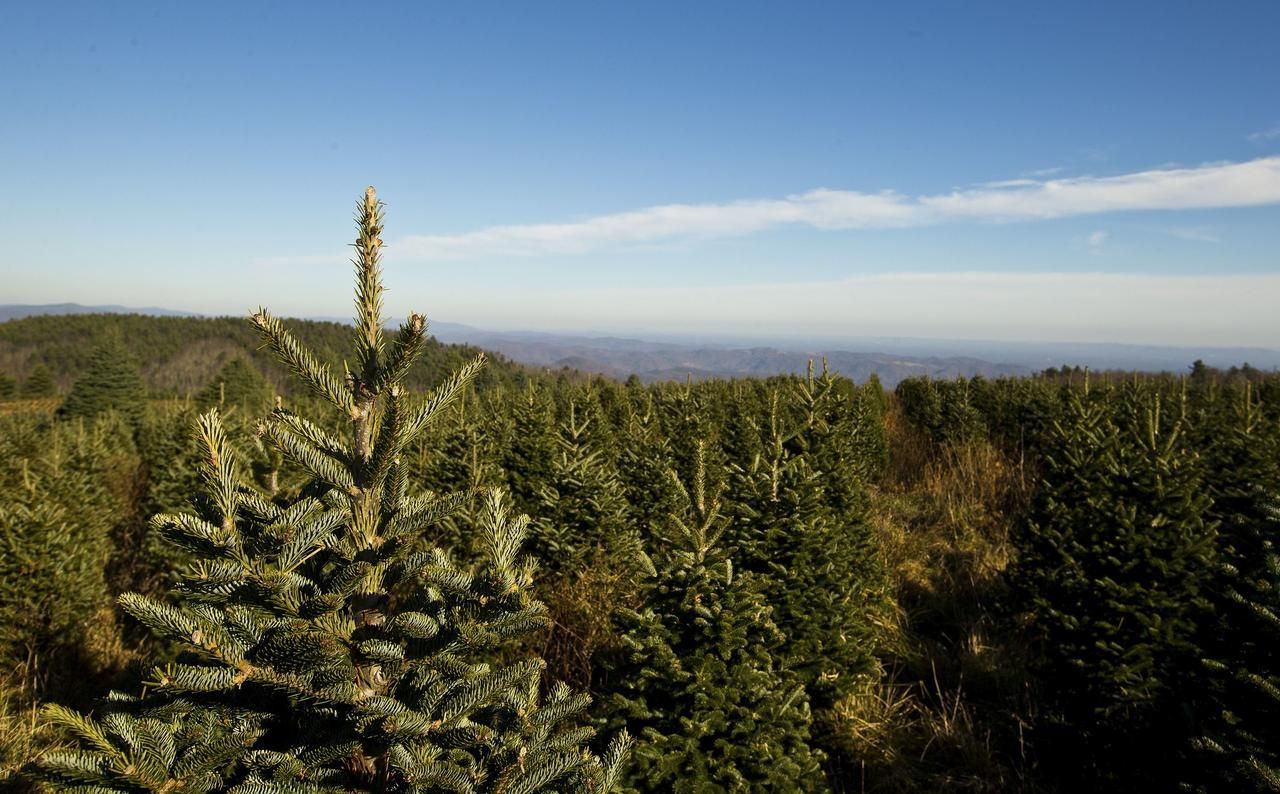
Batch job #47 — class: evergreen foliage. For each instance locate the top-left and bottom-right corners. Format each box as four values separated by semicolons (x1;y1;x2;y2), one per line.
599;444;825;792
195;358;275;414
56;336;147;424
894;376;986;445
20;364;56;398
0;312;527;402
612;396;682;543
6;236;1280;791
1188;501;1280;793
532;400;638;577
1010;387;1217;787
495;383;557;518
530;399;647;690
727;385;882;708
1185;386;1280;793
0;413;136;697
27;187;629;793
0;372;15;400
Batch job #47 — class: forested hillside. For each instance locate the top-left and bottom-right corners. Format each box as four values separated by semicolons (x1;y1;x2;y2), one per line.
1;191;1276;792
0;313;529;399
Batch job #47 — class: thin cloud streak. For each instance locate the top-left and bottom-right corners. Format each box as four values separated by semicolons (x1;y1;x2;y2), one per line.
1248;125;1280;142
1165;226;1221;243
387;156;1280;260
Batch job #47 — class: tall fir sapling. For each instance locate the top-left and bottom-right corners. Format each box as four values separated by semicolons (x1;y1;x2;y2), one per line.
0;414;136;697
1186;388;1280;793
728;385;881;709
496;383;558;518
28;187;629;792
21;364;57;399
532;401;638;576
599;443;825;792
1189;501;1280;793
1011;387;1216;787
57;335;147;425
531;400;646;690
195;358;275;414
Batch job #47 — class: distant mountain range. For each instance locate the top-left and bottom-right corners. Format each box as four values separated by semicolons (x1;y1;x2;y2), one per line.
0;303;194;322
5;303;1277;386
423;323;1026;385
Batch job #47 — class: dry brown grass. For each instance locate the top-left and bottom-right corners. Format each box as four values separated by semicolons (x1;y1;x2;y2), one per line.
839;398;1039;792
537;559;639;692
0;400;57;418
823;665;1025;793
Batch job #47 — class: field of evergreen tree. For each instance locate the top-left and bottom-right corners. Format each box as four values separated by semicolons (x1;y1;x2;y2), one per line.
0;190;1276;792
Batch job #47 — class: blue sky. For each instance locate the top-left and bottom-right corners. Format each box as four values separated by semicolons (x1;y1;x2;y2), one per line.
2;1;1278;345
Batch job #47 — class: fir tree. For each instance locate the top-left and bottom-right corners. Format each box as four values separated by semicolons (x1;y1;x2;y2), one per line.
599;443;825;793
0;372;15;400
532;400;637;576
727;388;882;709
1188;502;1280;793
612;394;681;541
56;336;147;424
529;399;647;690
410;392;504;554
21;364;56;398
497;383;558;518
788;361;880;519
0;412;138;699
28;187;629;792
196;358;274;414
894;376;986;445
1011;388;1217;787
1185;387;1280;792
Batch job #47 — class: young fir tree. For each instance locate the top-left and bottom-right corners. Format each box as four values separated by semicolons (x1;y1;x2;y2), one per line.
1188;500;1280;793
1011;387;1217;787
196;358;275;414
612;394;682;542
408;391;505;556
532;400;638;576
28;187;629;793
893;376;986;446
1184;387;1280;793
57;335;147;425
0;372;16;400
727;389;881;709
599;444;825;793
21;364;57;399
496;383;558;519
531;400;647;690
0;414;136;696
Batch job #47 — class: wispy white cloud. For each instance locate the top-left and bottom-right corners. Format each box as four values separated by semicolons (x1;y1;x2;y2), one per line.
914;157;1280;221
263;157;1280;264
433;271;1280;347
1087;230;1109;247
1248;124;1280;143
1165;225;1220;243
1023;166;1066;178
